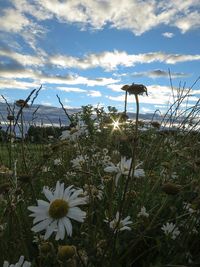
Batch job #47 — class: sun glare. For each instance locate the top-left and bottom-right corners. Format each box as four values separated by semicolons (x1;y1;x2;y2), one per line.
112;120;120;130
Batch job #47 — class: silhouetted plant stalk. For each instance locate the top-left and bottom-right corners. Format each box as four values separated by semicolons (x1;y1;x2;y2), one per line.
106;84;148;264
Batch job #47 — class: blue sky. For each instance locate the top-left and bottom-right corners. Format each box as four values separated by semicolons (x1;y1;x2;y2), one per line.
0;0;200;114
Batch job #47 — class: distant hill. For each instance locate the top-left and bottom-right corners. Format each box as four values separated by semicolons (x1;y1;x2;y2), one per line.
0;102;163;136
0;102;81;126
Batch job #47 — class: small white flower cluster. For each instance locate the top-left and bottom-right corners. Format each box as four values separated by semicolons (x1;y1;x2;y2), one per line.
3;255;31;267
137;206;149;218
161;222;180;240
60;124;88;141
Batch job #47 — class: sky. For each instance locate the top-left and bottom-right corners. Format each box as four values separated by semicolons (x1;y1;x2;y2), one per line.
0;0;200;114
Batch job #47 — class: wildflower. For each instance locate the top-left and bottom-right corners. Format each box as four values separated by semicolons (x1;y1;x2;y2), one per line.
137;206;149;218
60;124;88;141
104;157;131;186
183;202;195;214
3;255;31;267
161;222;180;240
54;159;62;166
104;157;145;185
71;155;88;170
105;212;132;233
28;181;87;240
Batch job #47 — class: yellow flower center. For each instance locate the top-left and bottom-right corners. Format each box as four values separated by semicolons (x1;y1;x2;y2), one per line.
49;199;69;219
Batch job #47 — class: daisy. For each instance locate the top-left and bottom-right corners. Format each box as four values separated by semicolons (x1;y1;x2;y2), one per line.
104;157;132;186
161;222;180;240
105;212;132;233
3;255;31;267
28;181;87;240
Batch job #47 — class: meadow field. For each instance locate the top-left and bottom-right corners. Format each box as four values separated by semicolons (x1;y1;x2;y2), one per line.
1;87;200;266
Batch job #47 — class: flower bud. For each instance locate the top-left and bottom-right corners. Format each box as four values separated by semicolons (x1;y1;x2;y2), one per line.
161;183;180;195
57;245;76;261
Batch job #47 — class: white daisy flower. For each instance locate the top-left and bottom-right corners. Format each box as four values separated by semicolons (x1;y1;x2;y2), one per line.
28;181;87;240
105;212;132;233
71;155;88;170
104;157;145;185
3;255;31;267
161;222;180;240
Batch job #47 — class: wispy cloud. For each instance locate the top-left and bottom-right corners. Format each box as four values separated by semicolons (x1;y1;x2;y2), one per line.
162;32;174;38
131;69;190;79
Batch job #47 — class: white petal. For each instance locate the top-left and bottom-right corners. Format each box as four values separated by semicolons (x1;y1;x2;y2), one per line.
43;187;54;201
120;226;131;231
63;217;72;236
33;214;49;224
69;189;83;200
63;185;74;201
57;219;65;240
32;218;52;233
104;166;118;173
67;207;86;222
69;197;87;207
54;181;60;198
37;200;49;207
18;256;24;265
44;220;57;240
59;183;65;198
3;261;9;267
28;205;47;214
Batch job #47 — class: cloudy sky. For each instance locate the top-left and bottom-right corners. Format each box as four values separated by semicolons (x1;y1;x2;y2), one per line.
0;0;200;113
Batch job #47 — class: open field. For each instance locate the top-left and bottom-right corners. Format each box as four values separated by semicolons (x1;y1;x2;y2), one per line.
1;97;200;267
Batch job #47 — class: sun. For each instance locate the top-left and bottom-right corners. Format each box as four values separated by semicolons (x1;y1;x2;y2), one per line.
112;119;120;130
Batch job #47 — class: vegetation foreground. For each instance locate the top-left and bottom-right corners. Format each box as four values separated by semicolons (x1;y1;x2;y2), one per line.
1;84;200;266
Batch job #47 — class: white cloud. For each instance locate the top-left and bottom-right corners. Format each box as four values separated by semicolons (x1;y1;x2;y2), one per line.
162;32;174;38
28;0;200;35
87;90;102;97
0;50;44;67
0;79;39;90
49;50;200;70
0;8;29;32
56;87;86;93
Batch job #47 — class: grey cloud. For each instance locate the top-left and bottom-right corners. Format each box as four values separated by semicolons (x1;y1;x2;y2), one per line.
132;69;190;78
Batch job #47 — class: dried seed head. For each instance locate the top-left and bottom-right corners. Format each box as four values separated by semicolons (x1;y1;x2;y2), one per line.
161;183;180;195
7;115;14;121
151;121;161;129
15;99;29;108
121;83;148;96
